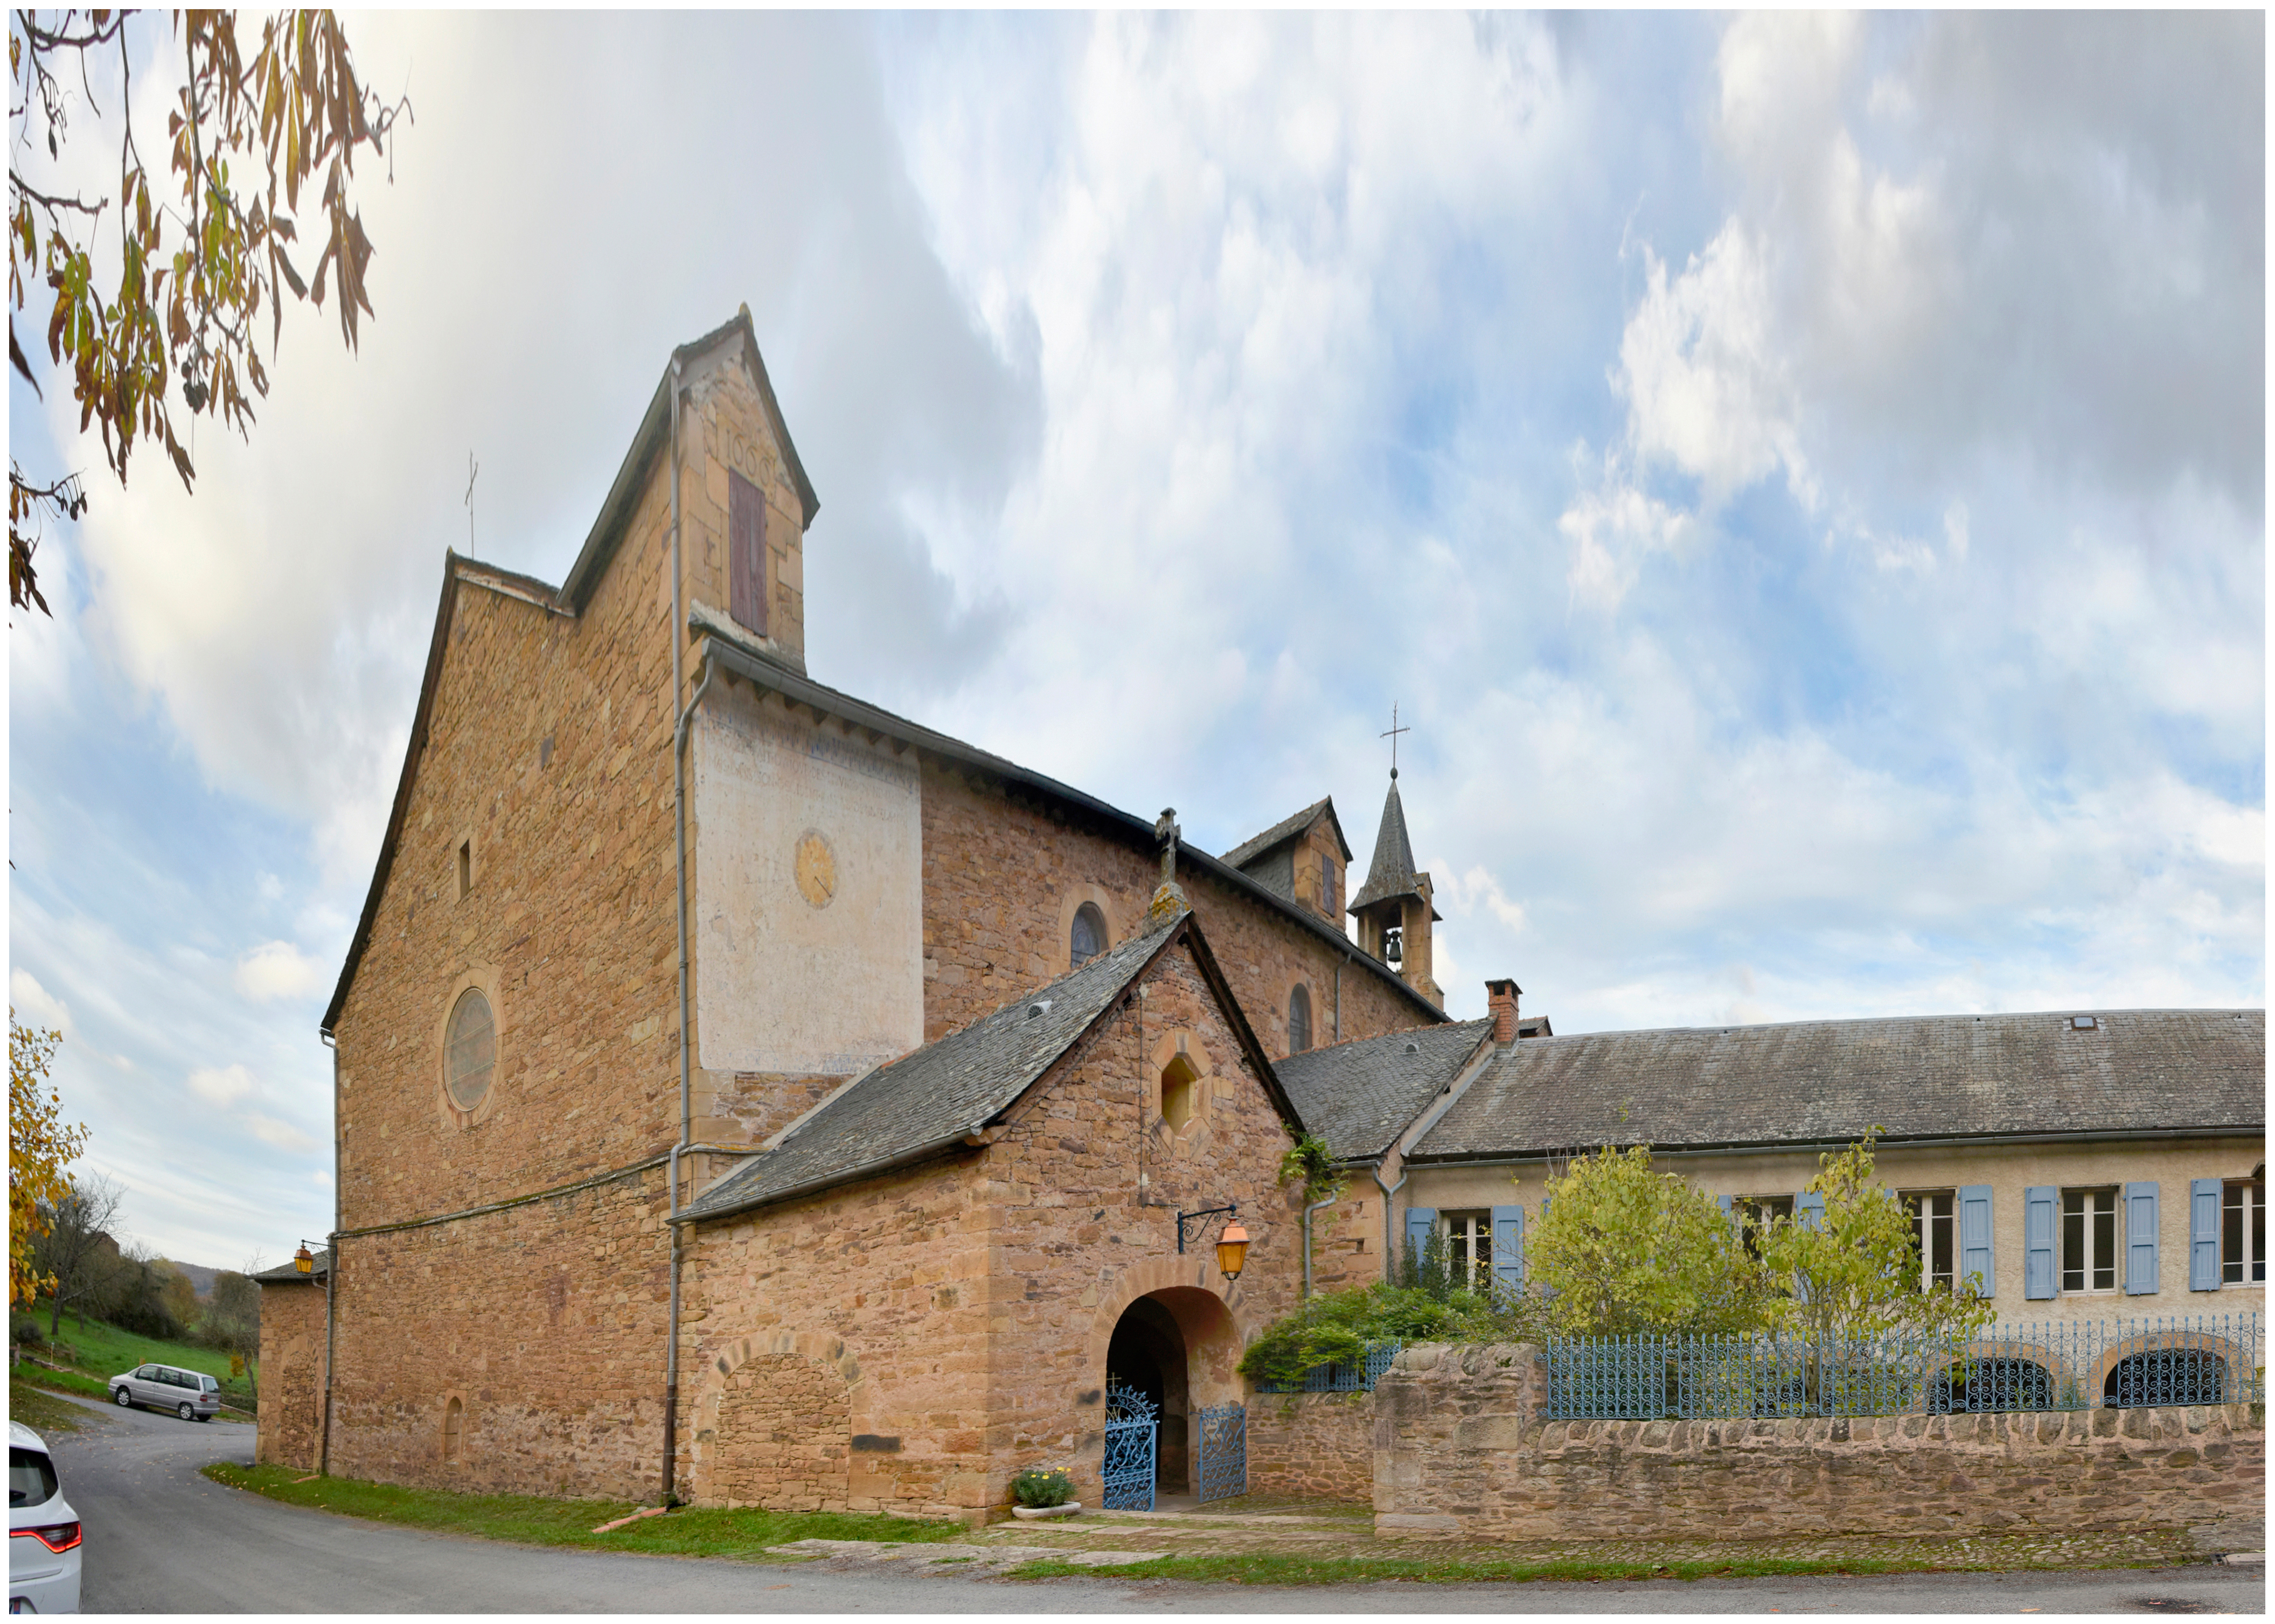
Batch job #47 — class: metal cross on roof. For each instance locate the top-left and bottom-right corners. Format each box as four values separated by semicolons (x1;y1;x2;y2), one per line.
1380;703;1410;779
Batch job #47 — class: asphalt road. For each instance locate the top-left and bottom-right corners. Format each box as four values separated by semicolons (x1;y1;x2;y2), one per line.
32;1393;2265;1613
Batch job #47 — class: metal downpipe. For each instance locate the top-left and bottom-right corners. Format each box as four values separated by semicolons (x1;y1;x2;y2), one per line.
662;359;689;1508
1373;1166;1407;1286
320;1030;339;1476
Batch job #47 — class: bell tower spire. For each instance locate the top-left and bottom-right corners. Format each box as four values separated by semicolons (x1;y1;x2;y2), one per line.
1347;707;1444;1009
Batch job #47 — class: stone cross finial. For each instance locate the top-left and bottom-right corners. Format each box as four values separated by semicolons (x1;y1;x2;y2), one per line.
1149;807;1188;921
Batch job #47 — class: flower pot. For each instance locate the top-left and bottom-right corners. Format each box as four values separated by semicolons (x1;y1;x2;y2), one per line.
1011;1501;1083;1520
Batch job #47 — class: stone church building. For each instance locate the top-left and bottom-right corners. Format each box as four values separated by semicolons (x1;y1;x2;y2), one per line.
262;310;1451;1515
260;309;2265;1517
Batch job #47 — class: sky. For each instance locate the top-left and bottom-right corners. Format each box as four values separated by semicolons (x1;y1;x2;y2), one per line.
8;12;2264;1270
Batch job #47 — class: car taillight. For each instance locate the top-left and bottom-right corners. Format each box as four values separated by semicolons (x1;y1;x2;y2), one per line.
12;1521;82;1553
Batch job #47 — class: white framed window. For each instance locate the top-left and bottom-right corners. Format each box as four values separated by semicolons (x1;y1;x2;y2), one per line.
2061;1186;2119;1293
1902;1190;1956;1290
1442;1209;1493;1293
1733;1195;1792;1260
2223;1179;2265;1285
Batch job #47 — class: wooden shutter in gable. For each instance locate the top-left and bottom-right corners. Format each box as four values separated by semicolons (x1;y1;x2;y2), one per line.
2023;1186;2057;1299
729;469;768;637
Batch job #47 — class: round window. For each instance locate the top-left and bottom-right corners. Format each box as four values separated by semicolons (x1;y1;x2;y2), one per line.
444;988;496;1112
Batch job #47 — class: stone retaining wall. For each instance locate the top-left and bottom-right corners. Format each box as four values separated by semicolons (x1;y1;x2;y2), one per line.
1247;1389;1373;1501
1374;1343;2265;1550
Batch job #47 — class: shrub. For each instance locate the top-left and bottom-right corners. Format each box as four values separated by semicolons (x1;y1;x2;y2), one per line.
1236;1280;1536;1387
10;1312;46;1350
1010;1466;1073;1509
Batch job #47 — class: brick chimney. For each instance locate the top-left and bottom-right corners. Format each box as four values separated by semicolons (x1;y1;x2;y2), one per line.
1486;979;1522;1045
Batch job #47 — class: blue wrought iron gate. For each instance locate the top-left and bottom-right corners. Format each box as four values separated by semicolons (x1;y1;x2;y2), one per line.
1101;1379;1158;1511
1194;1402;1246;1502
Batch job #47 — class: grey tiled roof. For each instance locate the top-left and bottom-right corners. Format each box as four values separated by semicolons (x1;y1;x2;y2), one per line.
1223;798;1351;870
1409;1008;2267;1162
683;916;1184;1221
1277;1019;1493;1161
1349;779;1424;912
253;1249;330;1284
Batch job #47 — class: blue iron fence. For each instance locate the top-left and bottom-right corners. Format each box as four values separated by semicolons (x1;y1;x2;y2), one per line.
1544;1312;2262;1420
1100;1379;1158;1510
1195;1402;1247;1502
1254;1340;1403;1394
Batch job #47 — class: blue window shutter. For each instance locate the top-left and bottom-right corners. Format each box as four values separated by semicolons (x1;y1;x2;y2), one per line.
2124;1182;2159;1295
2190;1179;2223;1291
1491;1205;1523;1292
2023;1187;2057;1299
1717;1193;1736;1229
1404;1205;1437;1268
1796;1192;1826;1230
1959;1185;1995;1297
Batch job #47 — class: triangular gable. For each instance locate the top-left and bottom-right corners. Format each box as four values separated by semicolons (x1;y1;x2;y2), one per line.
678;909;1299;1225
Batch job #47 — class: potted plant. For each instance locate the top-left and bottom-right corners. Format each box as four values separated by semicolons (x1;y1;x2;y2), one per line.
1009;1466;1081;1520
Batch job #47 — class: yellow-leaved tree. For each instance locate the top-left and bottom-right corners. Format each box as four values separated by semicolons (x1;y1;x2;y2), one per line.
10;1013;86;1308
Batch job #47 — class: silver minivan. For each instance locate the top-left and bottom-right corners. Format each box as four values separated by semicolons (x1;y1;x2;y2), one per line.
108;1363;219;1422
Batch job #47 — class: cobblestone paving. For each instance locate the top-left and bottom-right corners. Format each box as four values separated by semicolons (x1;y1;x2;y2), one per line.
776;1494;2219;1577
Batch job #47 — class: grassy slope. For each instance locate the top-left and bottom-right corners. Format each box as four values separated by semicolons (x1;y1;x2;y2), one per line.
9;1382;88;1437
22;1308;254;1405
205;1463;964;1559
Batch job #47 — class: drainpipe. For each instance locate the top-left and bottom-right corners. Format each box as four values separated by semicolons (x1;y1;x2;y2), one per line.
1372;1165;1407;1286
662;357;692;1509
319;1030;339;1476
1302;1194;1338;1300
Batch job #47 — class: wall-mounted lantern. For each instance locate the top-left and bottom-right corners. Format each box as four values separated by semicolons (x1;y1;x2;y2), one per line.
294;1242;315;1274
1177;1204;1247;1283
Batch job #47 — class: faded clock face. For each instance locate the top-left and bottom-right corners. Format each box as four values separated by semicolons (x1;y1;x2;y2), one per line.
794;831;837;909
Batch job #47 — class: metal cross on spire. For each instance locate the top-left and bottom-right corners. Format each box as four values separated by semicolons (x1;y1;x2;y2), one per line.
1381;703;1410;780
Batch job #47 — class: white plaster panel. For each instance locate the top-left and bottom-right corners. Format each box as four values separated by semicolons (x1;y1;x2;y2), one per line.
693;686;923;1075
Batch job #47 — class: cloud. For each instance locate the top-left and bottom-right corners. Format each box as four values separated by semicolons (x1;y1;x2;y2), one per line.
245;1113;321;1155
188;1064;256;1108
232;942;328;1003
10;969;73;1036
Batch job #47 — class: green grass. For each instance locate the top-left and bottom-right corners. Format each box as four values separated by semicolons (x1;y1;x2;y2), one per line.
19;1308;255;1406
8;1381;89;1437
12;1364;113;1403
203;1462;967;1559
1004;1548;2174;1587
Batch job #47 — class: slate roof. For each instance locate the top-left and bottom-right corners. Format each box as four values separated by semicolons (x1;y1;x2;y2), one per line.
1349;778;1433;915
1276;1019;1493;1161
1408;1008;2267;1163
1222;798;1352;871
253;1249;330;1284
681;910;1295;1222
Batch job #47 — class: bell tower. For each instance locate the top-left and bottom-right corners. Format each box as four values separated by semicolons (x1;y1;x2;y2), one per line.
1348;762;1444;1011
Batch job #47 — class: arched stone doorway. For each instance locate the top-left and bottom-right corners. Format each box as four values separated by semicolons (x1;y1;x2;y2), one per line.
1102;1286;1241;1497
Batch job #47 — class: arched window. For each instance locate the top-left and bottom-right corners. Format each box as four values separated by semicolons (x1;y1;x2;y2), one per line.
2105;1349;2228;1409
1070;902;1107;967
444;988;496;1112
1160;1054;1198;1132
1288;984;1312;1054
442;1396;464;1463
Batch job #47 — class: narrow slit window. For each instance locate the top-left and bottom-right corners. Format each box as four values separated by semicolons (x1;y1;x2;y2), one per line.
456;839;471;901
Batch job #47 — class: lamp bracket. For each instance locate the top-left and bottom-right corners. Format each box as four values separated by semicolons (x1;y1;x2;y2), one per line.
1176;1202;1238;1254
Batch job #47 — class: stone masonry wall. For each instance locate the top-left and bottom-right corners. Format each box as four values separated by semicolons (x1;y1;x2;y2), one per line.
679;922;1314;1521
978;931;1307;1508
1374;1343;2267;1549
919;764;1431;1063
328;341;802;1498
328;1166;673;1499
254;1279;328;1469
1247;1389;1373;1502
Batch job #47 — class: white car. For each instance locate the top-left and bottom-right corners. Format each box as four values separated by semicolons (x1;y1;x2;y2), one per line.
8;1421;81;1614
